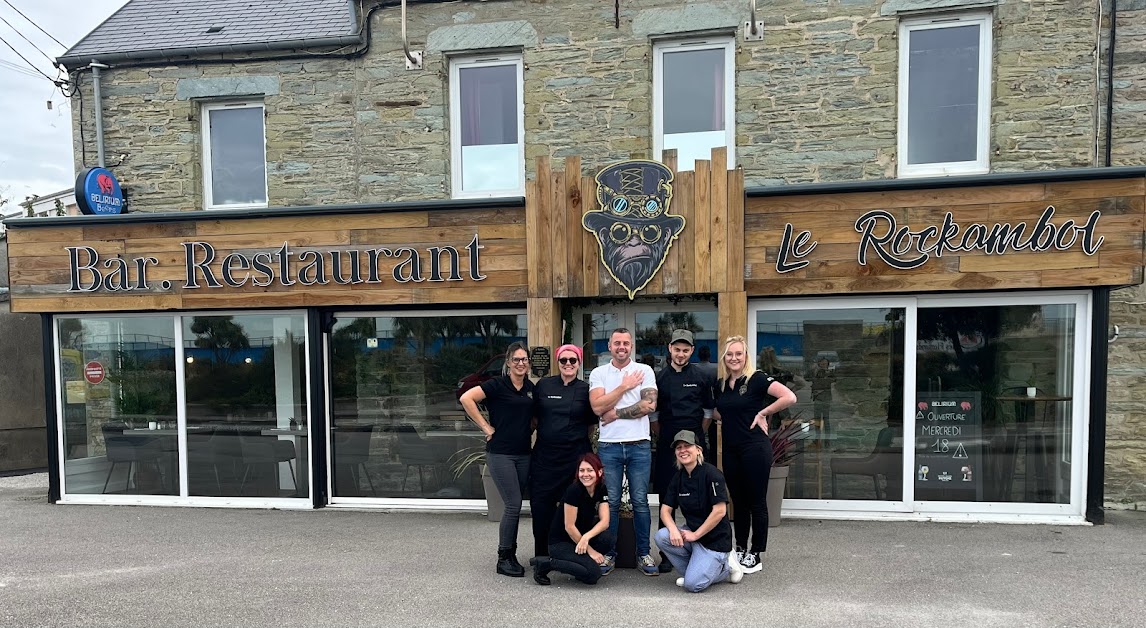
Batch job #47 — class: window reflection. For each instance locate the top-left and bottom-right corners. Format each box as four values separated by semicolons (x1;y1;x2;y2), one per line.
916;305;1074;504
184;314;308;498
58;316;179;495
755;308;906;501
329;313;527;499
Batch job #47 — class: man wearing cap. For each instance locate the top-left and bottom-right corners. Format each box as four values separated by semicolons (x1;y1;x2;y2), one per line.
589;327;659;576
654;429;742;592
650;329;715;573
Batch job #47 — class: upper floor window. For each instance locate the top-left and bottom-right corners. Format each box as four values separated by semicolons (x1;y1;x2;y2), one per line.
201;101;268;210
898;13;992;177
654;38;735;171
449;54;525;198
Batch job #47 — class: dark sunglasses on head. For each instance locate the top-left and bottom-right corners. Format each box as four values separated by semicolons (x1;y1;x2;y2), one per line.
558;357;579;365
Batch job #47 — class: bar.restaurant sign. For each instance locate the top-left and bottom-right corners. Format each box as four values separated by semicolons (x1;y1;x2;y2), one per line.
65;235;487;292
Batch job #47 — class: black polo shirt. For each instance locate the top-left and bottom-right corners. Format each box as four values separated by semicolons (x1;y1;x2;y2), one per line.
533;375;595;453
656;363;715;433
661;462;732;552
480;375;535;455
549;481;608;545
715;372;776;446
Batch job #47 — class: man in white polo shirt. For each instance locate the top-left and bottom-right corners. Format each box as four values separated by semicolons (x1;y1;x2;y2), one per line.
589;327;659;576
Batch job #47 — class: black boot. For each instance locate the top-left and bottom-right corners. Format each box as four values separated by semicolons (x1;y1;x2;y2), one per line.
507;545;526;574
497;549;525;577
658;553;673;574
529;557;552;585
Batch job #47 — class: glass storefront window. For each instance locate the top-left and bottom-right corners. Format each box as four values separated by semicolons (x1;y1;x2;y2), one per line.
916;304;1075;504
755;308;906;501
328;312;527;499
58;316;179;495
183;314;309;498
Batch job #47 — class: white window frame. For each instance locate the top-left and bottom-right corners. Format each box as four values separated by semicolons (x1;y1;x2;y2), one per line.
201;100;269;210
749;291;1091;525
897;12;992;178
325;308;527;510
653;37;736;170
448;54;526;199
53;310;312;509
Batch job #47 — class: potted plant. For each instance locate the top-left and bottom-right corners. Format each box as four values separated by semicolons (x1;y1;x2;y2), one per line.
767;418;814;527
1026;363;1038;398
450;446;502;522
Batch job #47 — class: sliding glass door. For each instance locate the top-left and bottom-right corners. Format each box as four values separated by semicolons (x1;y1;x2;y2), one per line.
750;292;1089;520
54;311;311;506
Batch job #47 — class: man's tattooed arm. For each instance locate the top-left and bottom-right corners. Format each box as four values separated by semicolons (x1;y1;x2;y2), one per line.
615;388;659;420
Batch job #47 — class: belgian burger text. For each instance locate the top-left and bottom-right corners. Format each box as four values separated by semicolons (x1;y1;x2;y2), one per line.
66;234;486;292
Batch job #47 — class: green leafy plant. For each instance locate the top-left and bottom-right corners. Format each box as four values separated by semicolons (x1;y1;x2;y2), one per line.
449;444;486;479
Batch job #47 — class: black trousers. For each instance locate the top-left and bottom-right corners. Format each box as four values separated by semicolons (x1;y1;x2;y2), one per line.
547;531;615;584
655;423;706;529
722;440;773;553
529;444;590;556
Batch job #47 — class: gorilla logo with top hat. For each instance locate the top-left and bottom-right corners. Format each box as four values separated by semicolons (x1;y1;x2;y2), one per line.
583;160;685;299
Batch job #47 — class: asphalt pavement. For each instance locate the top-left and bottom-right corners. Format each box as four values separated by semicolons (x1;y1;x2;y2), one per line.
2;472;1144;627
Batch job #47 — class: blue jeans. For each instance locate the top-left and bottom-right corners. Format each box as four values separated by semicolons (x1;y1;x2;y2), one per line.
654;526;731;593
598;440;652;558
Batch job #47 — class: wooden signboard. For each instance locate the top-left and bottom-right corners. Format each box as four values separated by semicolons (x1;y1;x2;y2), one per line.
744;176;1146;295
5;205;527;313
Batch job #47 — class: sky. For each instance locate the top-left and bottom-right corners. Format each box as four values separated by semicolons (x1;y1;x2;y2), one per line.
0;0;128;205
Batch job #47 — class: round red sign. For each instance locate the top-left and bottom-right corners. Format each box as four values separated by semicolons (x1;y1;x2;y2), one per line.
84;361;105;385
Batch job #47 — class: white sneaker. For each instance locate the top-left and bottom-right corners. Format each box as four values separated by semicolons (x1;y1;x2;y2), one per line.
675;577;685;587
740;551;763;574
727;550;744;584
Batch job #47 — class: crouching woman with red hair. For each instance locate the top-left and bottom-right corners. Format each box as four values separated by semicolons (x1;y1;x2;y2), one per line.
530;453;614;585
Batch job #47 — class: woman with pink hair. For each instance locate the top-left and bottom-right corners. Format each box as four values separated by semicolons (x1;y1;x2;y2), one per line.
528;344;598;561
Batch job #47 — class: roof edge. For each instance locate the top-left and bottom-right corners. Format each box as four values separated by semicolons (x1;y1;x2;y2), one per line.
57;34;364;68
1;196;526;229
746;167;1146;198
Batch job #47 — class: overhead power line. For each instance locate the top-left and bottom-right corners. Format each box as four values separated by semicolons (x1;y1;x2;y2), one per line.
0;32;53;80
2;0;65;48
0;56;42;79
0;13;56;65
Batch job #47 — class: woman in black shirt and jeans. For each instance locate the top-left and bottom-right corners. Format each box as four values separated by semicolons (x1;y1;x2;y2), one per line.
713;335;796;575
530;452;613;585
460;341;535;577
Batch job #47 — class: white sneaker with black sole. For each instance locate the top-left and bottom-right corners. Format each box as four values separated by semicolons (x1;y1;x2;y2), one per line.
727;551;744;584
739;551;762;574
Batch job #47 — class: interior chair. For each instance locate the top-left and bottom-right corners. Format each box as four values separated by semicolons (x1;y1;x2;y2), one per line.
334;424;377;496
186;427;222;495
829;426;901;500
396;425;440;493
239;432;298;496
101;423;163;494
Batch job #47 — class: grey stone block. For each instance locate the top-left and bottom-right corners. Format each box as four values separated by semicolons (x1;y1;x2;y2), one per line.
175;75;280;100
632;1;740;37
426;20;538;53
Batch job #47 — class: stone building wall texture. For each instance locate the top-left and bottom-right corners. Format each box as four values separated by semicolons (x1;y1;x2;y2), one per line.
1106;0;1146;508
61;0;1146;506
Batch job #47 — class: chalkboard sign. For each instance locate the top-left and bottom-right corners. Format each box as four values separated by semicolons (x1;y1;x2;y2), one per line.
915;392;983;499
530;346;551;378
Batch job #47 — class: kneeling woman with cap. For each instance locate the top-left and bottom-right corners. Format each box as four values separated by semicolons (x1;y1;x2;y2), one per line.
531;453;614;585
653;430;743;593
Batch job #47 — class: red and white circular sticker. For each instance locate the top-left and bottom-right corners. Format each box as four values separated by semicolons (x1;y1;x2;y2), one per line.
84;361;105;385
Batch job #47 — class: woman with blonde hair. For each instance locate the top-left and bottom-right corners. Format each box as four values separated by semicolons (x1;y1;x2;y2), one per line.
654;429;743;592
713;335;797;574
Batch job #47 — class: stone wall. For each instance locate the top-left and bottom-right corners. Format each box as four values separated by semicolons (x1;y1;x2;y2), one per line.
71;0;1102;210
0;239;47;472
1105;1;1146;509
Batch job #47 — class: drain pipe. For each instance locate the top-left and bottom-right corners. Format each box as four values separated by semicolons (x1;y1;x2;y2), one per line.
1104;0;1117;167
89;60;109;167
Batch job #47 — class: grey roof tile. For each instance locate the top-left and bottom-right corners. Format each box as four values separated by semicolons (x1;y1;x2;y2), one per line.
60;0;357;63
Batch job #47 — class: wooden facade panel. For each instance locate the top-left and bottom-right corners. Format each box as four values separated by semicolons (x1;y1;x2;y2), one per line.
725;166;744;293
7;205;527;313
745;184;1048;214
